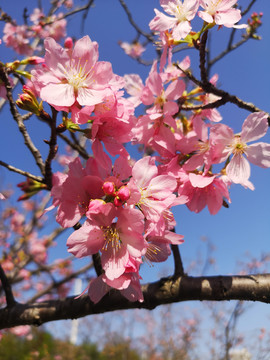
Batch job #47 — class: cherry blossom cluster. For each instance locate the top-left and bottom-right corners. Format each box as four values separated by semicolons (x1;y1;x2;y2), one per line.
50;155;183;302
2;7;67;55
6;0;270;303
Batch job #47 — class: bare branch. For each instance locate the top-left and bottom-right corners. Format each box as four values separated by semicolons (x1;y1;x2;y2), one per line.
58;133;89;160
0;160;43;183
28;262;93;303
171;245;185;276
0;64;45;175
0;265;16;307
44;107;58;190
175;63;270;123
118;0;154;43
241;0;257;17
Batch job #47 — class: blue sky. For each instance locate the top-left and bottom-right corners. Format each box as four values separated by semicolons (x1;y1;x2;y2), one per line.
1;0;270;350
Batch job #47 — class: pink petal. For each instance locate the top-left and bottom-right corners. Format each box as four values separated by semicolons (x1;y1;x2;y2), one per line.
67;222;104;257
189;173;215;188
72;36;98;72
241;112;268;143
165;79;185;101
215;8;241;26
132;156;158;188
246;143;270;168
149;9;177;32
226;154;250;183
77;87;107;106
40;83;75;107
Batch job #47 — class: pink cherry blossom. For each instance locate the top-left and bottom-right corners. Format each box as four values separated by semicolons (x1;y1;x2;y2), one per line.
149;0;199;40
3;23;33;55
127;156;177;222
124;74;144;108
140;61;185;116
31;35;117;109
67;204;147;281
178;171;231;214
119;41;146;58
198;0;247;28
51;157;104;228
224;112;270;184
88;269;143;304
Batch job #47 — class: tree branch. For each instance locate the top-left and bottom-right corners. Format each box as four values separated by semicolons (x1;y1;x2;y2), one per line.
2;273;270;329
0;160;43;183
175;63;270;124
118;0;154;43
0;64;45;175
0;265;16;308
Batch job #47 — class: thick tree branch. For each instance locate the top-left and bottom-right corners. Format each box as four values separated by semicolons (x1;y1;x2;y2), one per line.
0;265;16;308
1;273;270;329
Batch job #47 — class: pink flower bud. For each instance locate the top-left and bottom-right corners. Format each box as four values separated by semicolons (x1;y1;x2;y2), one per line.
64;37;73;49
113;196;123;207
27;56;45;65
116;186;130;202
102;181;115;195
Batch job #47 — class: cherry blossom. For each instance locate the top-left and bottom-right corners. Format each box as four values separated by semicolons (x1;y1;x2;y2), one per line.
127;156;177;223
198;0;247;28
119;41;146;58
149;0;199;40
223;112;270;184
178;171;231;215
31;35;120;109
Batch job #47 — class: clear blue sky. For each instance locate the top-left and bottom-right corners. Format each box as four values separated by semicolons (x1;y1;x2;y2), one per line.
1;0;270;351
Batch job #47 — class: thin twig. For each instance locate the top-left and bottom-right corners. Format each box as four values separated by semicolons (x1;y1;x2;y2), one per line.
44;107;58;190
58;133;89;160
28;262;93;303
241;0;257;16
199;30;209;85
118;0;154;43
174;63;270;123
0;160;43;183
0;64;45;175
208;35;251;71
48;0;94;22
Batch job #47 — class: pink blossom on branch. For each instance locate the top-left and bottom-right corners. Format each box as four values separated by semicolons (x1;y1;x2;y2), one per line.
119;41;146;58
198;0;247;28
31;35;120;109
224;112;270;184
149;0;199;40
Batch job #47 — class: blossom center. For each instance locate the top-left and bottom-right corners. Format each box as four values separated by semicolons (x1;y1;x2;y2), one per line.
231;135;247;155
175;5;187;22
60;58;92;93
207;0;223;15
101;225;122;252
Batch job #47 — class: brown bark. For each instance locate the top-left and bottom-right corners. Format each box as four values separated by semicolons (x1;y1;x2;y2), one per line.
1;273;270;330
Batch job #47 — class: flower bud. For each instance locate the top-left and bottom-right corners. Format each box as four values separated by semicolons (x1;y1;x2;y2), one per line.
64;37;73;49
20;56;44;65
113;196;123;207
17;178;47;201
116;186;130;202
102;181;115;196
16;87;43;115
